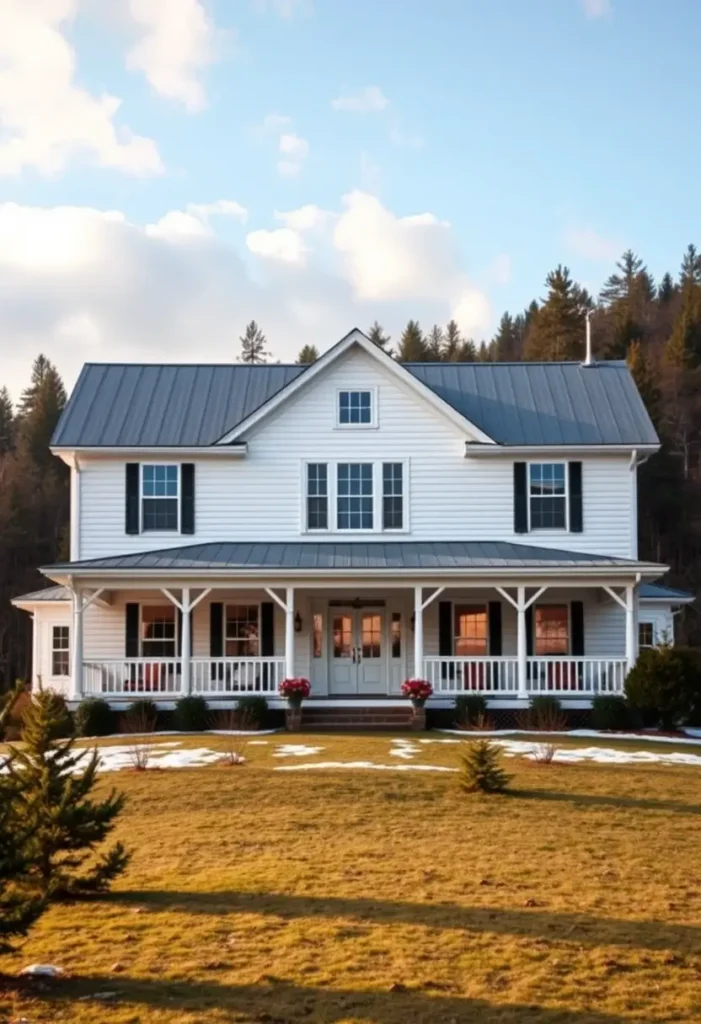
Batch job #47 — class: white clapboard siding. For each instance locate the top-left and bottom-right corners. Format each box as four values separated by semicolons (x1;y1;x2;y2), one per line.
77;348;635;559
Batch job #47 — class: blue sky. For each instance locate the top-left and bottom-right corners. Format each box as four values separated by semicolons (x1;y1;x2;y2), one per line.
0;0;698;395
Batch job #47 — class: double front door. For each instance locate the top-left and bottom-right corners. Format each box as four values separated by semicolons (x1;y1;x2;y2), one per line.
330;607;385;694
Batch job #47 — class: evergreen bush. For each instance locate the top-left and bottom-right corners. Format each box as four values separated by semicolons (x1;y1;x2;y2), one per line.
124;699;158;732
235;696;268;729
625;646;701;730
590;695;629;731
525;695;567;731
75;698;115;737
174;694;209;732
455;695;488;727
9;690;129;898
459;739;511;794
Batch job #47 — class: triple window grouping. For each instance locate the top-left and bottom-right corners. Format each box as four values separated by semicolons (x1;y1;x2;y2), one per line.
307;462;405;532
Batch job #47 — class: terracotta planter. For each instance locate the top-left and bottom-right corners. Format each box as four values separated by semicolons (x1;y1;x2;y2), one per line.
410;705;427;732
285;706;302;732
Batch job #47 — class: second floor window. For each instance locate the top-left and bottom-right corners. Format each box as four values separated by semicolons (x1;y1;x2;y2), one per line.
529;463;566;530
337;462;373;529
142;465;179;531
338;389;373;426
306;463;328;530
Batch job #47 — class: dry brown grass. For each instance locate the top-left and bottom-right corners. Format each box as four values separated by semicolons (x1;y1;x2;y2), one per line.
2;731;701;1023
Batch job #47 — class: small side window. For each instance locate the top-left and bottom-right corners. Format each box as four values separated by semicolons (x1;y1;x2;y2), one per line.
51;625;70;676
639;622;654;648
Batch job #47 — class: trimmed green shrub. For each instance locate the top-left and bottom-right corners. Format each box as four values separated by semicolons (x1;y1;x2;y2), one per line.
123;699;158;733
525;695;567;732
75;698;115;737
455;695;488;727
174;695;209;732
459;739;510;794
235;696;268;729
590;695;629;732
625;646;701;730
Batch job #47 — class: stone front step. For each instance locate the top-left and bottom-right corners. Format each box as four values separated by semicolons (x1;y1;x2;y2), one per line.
299;704;420;731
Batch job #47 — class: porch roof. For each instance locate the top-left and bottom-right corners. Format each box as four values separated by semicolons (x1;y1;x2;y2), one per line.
43;539;663;575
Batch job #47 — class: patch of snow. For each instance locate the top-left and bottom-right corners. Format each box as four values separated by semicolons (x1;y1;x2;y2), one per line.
92;742;222;773
492;739;701;767
437;728;701;747
20;964;64;977
273;744;325;758
390;739;421;760
274;761;457;772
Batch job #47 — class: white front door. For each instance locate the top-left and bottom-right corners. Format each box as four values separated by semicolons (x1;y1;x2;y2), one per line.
329;607;386;694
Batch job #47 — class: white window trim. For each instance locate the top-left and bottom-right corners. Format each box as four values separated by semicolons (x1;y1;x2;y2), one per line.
224;602;262;658
50;623;71;678
301;459;409;535
139;602;178;658
140;463;181;534
533;602;571;657
527;460;569;533
638;620;655;649
334;386;379;430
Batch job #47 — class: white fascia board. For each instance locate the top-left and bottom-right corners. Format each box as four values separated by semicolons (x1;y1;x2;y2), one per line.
215;328;496;446
640;595;695;605
464;443;660;458
52;445;247;466
12;598;70;610
42;563;668;588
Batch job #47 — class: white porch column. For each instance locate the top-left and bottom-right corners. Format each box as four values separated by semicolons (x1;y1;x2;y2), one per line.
414;585;423;679
72;589;84;700
516;585;528;699
181;587;191;695
625;583;636;672
285;586;295;679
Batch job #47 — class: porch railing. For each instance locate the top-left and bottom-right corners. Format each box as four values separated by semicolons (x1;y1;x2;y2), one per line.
424;656;519;694
423;656;628;695
191;657;286;696
83;658;182;697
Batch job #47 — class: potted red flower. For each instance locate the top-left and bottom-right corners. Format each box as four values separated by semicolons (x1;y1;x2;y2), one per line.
401;679;433;708
279;677;311;709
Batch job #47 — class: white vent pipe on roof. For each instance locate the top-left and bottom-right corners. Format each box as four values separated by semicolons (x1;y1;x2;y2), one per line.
584;309;594;366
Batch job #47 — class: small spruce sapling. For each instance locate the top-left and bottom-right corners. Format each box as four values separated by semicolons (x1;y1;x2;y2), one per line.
459;739;511;794
9;691;130;898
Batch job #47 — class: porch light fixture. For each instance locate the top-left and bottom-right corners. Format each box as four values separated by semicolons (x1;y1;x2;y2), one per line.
294;612;303;633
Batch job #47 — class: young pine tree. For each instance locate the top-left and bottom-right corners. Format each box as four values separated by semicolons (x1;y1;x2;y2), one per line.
367;321;392;355
396;320;427;361
459;739;511;794
239;321;269;364
524;266;591;361
0;386;14;453
297;344;319;364
443;319;462;361
425;324;444;361
10;692;129;898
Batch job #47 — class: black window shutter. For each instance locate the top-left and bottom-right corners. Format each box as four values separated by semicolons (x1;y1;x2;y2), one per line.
525;605;534;656
571;601;585;656
569;461;583;533
125;603;140;657
260;602;275;656
210;603;223;657
181;463;195;535
125;463;140;535
514;462;528;533
488;602;502;656
438;602;453;656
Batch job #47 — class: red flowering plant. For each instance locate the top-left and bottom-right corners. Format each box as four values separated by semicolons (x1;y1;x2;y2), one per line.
279;677;311;706
401;679;433;706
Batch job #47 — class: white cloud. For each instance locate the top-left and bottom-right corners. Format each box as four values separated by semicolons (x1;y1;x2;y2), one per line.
331;86;389;114
124;0;218;112
580;0;612;17
388;124;424;149
488;253;512;286
246;227;307;263
254;0;312;16
565;226;620;262
278;133;309;176
274;205;329;231
253;112;292;137
187;200;248;224
0;0;163;176
0;195;492;398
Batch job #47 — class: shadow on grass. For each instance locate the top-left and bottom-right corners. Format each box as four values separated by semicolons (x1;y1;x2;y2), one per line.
49;974;640;1024
513;786;701;816
109;889;701;954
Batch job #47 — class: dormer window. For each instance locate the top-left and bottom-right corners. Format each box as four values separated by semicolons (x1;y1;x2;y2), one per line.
337;388;376;427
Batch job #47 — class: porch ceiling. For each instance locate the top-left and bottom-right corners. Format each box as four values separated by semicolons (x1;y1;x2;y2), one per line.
42;539;666;578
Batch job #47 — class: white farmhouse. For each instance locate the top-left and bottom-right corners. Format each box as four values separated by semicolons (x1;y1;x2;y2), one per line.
12;329;693;719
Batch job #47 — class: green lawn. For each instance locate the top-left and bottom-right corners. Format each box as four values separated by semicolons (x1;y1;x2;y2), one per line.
2;731;701;1023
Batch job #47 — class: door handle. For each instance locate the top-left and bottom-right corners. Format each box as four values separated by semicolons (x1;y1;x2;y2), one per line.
356;646;362;664
351;647;356;663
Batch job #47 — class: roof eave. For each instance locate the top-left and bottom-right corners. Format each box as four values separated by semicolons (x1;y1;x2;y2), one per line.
464;442;660;458
52;443;248;465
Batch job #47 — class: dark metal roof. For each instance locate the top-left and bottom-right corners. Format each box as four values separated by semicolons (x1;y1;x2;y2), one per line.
51;357;658;449
12;585;70;603
45;540;646;573
407;361;658;446
52;363;307;447
639;582;694;602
